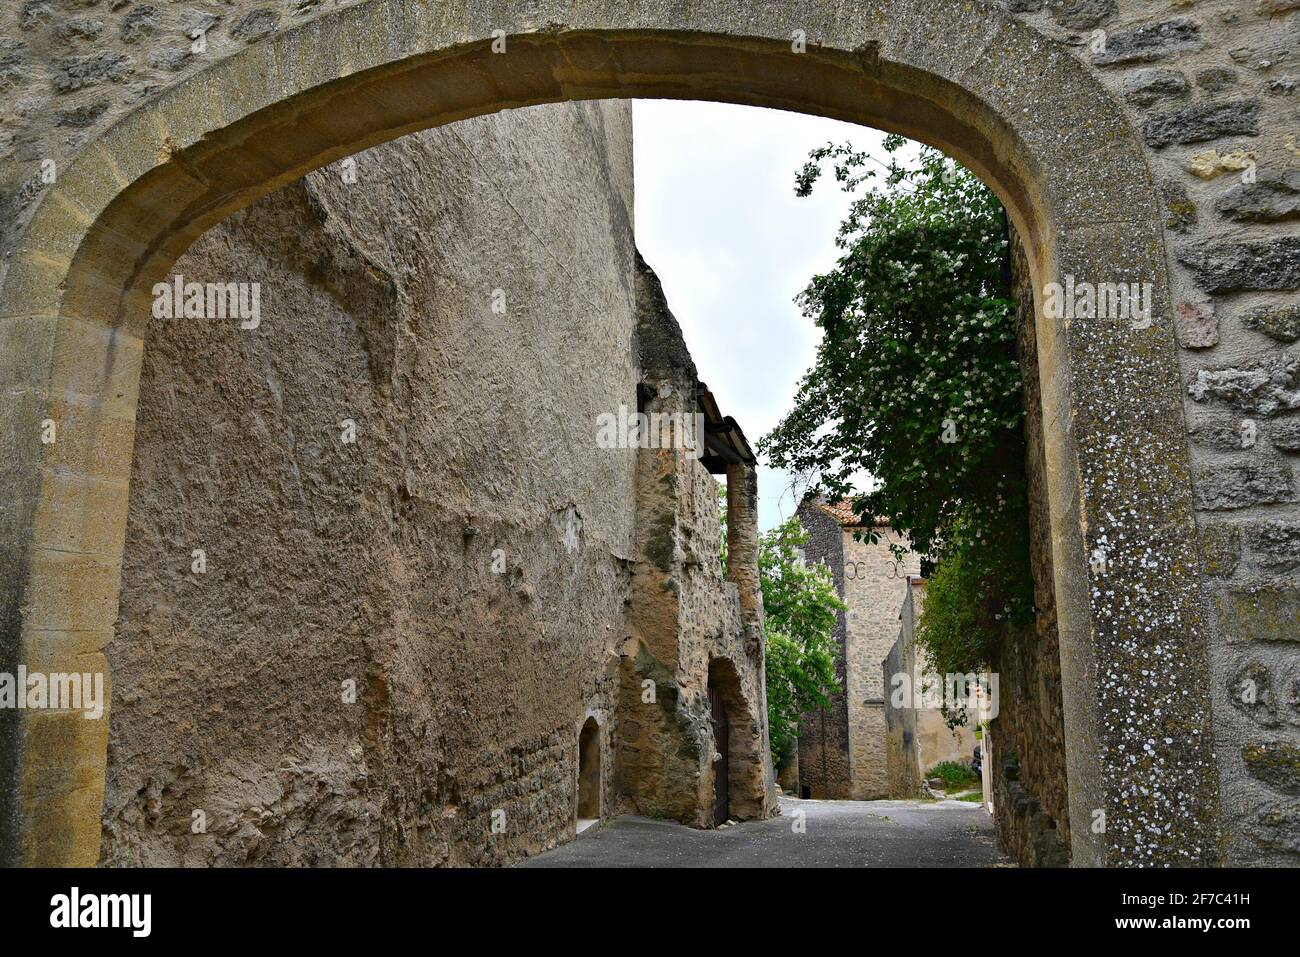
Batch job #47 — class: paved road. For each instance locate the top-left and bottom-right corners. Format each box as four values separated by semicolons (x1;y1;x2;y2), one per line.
519;796;1011;868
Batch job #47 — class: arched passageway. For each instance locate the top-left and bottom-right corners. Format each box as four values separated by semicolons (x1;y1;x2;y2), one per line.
577;717;602;827
1;0;1229;867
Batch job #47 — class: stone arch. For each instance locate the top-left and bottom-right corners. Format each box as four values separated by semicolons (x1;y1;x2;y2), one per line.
0;0;1218;866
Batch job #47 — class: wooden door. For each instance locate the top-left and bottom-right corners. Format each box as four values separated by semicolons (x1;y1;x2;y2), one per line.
710;684;730;826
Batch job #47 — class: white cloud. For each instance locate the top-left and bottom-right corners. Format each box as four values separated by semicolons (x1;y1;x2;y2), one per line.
633;100;899;530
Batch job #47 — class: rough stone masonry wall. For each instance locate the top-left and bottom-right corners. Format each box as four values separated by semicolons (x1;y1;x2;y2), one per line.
100;100;641;866
615;257;775;825
677;453;772;821
986;227;1072;867
885;583;978;799
722;460;778;817
1010;0;1300;866
842;527;920;800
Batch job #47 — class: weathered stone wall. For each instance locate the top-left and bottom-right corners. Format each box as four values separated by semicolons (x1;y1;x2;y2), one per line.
5;0;1300;866
100;100;644;866
1067;0;1300;867
718;460;777;818
842;525;920;799
794;505;921;801
614;257;776;825
987;226;1072;868
680;457;772;821
977;5;1300;862
2;0;346;254
98;99;772;865
793;501;852;799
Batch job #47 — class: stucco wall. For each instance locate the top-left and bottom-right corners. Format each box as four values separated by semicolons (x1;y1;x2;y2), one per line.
100;100;641;866
904;584;979;779
885;580;978;798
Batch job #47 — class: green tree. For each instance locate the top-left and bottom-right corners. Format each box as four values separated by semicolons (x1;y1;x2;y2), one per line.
721;484;843;770
760;136;1033;678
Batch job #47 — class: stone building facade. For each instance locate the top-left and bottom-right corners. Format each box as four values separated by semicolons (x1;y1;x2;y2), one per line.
795;500;921;800
883;579;979;800
83;100;776;865
4;0;1300;866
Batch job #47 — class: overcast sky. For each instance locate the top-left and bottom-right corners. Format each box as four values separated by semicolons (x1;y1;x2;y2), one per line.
632;100;898;532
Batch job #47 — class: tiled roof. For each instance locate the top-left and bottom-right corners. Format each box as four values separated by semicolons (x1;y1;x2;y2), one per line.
813;498;891;529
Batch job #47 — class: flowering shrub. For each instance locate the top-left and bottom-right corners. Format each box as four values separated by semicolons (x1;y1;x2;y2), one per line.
720;487;842;770
761;136;1033;675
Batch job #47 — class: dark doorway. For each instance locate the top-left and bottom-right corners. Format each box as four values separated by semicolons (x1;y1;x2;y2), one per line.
577;717;601;826
710;682;730;826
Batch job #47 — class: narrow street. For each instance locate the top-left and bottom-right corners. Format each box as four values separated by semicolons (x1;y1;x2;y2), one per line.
520;797;1011;868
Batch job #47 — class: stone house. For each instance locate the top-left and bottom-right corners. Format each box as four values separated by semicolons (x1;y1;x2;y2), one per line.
793;499;921;800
